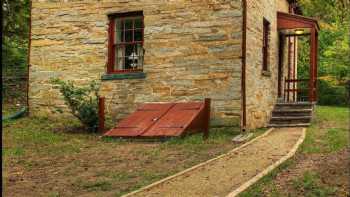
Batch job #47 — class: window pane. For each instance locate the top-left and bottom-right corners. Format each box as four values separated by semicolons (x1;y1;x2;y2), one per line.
115;30;123;43
136;44;144;69
115;19;124;43
125;44;135;69
134;18;143;29
134;29;143;41
115;46;125;70
125;19;133;30
125;30;133;42
115;19;123;31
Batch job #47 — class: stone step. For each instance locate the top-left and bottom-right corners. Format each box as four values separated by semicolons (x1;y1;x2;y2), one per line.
272;108;313;117
274;107;313;110
270;120;311;124
270;116;312;121
272;112;312;117
273;109;313;113
267;123;311;128
275;102;313;110
275;102;313;106
275;105;312;109
269;115;311;124
268;102;314;128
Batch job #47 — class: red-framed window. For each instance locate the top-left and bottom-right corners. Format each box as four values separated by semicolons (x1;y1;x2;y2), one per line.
262;18;270;72
107;11;144;73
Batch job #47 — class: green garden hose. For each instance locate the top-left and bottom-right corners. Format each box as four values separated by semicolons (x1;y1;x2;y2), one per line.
2;107;27;121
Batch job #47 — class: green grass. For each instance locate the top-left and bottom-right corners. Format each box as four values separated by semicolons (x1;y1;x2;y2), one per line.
325;128;348;152
292;171;337;197
2;116;99;157
2;147;25;157
301;106;349;153
73;179;113;192
4;113;265;196
239;105;349;197
2;103;25;117
239;159;294;197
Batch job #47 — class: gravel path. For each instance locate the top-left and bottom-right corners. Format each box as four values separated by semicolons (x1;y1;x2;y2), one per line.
124;128;304;197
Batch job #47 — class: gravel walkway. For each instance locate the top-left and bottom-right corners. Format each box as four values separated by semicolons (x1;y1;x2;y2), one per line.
123;127;305;197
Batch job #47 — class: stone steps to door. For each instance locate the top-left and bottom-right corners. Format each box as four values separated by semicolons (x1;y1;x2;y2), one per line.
268;123;311;127
270;116;312;120
268;102;314;128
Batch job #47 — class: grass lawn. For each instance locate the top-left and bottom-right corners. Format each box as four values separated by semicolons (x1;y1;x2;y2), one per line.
2;114;264;197
239;105;349;197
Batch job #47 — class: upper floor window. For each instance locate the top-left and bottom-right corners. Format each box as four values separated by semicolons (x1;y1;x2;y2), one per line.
262;18;270;72
107;11;144;73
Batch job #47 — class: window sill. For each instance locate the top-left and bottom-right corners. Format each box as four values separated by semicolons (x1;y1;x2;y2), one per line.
261;70;271;77
101;72;146;80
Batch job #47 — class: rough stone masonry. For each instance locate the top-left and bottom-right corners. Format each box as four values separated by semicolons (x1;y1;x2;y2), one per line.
29;0;243;127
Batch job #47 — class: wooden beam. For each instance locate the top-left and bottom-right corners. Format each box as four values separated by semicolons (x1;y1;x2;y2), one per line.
277;12;320;30
203;98;211;140
315;32;319;101
309;28;316;102
98;96;105;133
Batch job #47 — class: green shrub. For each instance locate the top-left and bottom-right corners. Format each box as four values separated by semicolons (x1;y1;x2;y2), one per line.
317;79;349;106
51;79;100;132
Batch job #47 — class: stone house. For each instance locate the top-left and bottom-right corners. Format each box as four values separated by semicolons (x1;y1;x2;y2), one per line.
29;0;319;130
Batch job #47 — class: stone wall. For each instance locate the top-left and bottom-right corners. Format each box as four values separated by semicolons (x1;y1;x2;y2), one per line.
29;0;243;127
245;0;290;129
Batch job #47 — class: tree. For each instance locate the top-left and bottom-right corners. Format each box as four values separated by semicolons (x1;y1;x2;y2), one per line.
2;0;30;75
297;0;350;105
298;0;350;82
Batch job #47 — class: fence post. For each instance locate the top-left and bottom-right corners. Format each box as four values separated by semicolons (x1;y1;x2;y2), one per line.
98;96;105;133
203;98;211;140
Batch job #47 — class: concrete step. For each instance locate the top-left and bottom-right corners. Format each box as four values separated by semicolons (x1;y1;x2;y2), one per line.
267;123;311;128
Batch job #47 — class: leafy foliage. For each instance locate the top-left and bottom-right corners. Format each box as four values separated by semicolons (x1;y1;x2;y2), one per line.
2;0;30;72
2;0;30;105
51;79;101;132
297;0;350;105
317;79;349;106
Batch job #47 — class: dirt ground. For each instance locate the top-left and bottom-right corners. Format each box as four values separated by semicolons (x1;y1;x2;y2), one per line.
263;149;349;197
240;106;349;197
2;115;251;197
129;128;304;197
